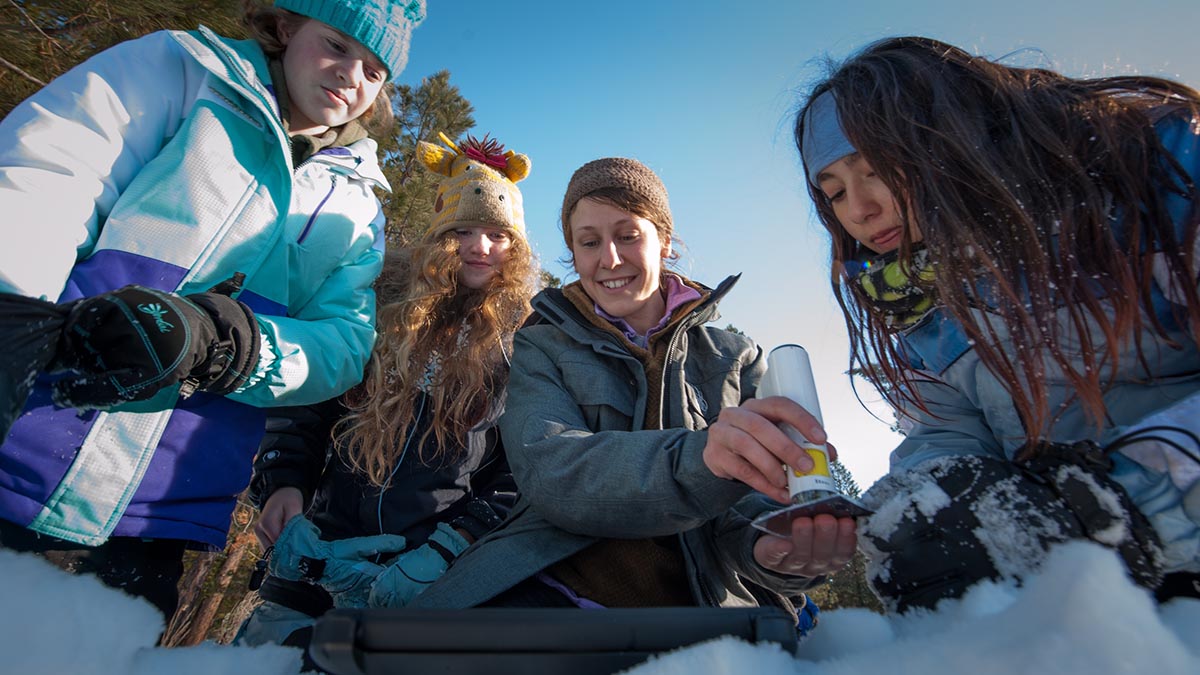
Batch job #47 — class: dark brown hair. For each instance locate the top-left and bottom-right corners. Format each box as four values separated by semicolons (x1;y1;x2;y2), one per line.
795;36;1200;441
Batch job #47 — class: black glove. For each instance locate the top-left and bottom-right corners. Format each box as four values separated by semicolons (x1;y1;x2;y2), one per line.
1017;440;1164;590
0;293;68;439
860;450;1163;614
449;499;506;542
51;275;260;409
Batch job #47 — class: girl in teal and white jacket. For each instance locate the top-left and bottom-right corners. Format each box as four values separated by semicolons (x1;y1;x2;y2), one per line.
0;0;424;619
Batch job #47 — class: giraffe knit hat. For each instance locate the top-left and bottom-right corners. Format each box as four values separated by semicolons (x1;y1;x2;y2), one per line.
560;157;672;250
416;133;532;241
274;0;426;80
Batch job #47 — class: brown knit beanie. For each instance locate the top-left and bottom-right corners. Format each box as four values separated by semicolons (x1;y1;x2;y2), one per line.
560;157;672;251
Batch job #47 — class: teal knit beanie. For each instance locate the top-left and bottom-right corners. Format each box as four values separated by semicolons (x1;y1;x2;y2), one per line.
274;0;425;80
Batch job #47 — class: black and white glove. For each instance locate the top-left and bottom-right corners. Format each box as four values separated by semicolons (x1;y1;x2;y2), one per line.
51;275;260;409
860;448;1163;614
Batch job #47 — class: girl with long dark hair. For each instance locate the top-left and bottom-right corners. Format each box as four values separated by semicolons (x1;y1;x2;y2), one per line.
796;36;1200;612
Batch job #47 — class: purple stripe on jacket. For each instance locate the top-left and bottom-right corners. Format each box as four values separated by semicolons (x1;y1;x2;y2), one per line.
59;248;287;315
0;249;281;548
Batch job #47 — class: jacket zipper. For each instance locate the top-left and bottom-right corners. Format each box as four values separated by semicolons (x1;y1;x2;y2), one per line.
659;295;718;429
535;284;732;607
663;317;718;607
297;175;337;244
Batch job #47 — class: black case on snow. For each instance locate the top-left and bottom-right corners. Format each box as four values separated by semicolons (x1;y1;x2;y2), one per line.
309;607;799;675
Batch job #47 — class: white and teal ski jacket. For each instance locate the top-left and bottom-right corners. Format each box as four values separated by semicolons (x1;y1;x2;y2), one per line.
0;27;388;548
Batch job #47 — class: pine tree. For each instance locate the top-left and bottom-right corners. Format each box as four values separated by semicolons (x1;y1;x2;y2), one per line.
804;459;885;613
379;70;475;244
830;458;862;498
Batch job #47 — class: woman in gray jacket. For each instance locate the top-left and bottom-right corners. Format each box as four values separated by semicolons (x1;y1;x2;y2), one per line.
404;157;856;617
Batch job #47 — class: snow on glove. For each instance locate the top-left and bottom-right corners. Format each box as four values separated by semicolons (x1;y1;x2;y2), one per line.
268;516;408;608
367;522;470;608
860;452;1163;614
51;275;259;409
1017;440;1164;589
0;293;66;440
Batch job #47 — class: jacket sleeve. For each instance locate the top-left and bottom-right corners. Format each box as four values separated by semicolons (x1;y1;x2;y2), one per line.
233;220;383;406
700;344;824;593
0;31;197;299
887;376;1008;473
499;329;753;539
248;397;346;509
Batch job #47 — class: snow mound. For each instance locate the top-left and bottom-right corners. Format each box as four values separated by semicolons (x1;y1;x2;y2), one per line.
624;542;1200;675
2;543;1196;674
0;550;301;675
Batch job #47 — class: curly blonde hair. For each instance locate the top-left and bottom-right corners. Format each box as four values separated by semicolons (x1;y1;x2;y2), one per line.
334;229;538;486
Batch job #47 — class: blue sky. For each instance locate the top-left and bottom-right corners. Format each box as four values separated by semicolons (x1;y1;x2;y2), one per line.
400;0;1200;488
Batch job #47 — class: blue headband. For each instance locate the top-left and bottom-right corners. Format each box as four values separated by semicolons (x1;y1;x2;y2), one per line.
801;90;856;186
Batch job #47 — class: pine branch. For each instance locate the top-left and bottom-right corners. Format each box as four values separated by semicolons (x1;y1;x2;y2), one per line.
0;55;45;87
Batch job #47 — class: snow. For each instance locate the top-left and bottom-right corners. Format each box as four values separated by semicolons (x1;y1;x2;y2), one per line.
0;550;300;675
2;542;1196;675
971;474;1071;578
624;542;1200;675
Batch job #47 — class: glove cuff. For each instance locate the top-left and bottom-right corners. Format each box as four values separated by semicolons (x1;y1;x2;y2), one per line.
184;292;260;396
427;521;471;563
426;538;457;565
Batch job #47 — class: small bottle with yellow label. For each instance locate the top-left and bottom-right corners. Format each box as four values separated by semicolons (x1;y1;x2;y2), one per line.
755;344;838;504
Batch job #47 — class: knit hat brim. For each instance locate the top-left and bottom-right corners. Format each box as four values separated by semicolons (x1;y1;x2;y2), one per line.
560;157;671;249
274;0;425;80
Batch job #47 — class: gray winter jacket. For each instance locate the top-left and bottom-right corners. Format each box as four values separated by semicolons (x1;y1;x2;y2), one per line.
409;274;817;610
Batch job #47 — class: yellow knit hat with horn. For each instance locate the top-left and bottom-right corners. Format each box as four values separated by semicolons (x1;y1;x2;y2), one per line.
416;132;531;240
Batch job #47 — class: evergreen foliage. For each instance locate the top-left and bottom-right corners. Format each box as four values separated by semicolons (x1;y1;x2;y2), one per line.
830;457;862;498
380;70;475;244
539;269;562;289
